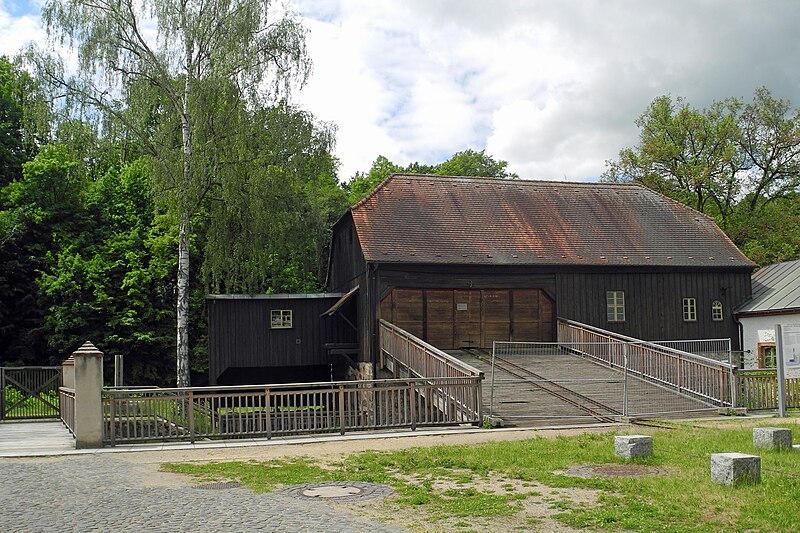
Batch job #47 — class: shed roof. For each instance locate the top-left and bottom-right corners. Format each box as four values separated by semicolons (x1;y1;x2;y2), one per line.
736;260;800;314
349;174;753;268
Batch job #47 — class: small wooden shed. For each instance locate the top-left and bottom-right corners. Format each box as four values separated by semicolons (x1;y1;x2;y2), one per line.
207;293;357;385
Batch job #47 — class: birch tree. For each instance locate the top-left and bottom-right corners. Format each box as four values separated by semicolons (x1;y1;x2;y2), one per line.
37;0;310;386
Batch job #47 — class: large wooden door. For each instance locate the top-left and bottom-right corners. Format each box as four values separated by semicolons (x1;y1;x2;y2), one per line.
481;290;511;347
389;288;424;339
426;290;455;348
454;290;481;348
381;288;553;349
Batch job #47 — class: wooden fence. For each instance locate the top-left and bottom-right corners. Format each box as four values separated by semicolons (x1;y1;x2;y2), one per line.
103;377;482;445
379;319;482;379
735;370;800;410
557;319;733;407
379;319;483;424
1;366;61;420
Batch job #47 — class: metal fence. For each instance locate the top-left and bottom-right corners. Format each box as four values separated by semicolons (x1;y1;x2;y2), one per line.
1;366;61;420
488;341;723;423
103;377;482;445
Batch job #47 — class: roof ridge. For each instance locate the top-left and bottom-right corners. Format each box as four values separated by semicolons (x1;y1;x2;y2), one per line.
361;173;649;189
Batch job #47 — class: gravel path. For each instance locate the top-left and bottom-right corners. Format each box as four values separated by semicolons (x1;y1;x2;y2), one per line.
0;454;409;532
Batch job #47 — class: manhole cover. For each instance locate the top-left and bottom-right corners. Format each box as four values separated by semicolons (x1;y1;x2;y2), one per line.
195;482;242;490
279;481;393;502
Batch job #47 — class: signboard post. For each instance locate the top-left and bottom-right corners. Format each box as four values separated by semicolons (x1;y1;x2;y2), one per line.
775;324;800;417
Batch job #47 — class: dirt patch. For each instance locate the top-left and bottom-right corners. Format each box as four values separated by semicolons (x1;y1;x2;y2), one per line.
557;463;670;479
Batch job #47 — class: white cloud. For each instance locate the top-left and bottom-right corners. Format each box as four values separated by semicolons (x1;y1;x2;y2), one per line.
295;0;800;181
5;0;800;182
0;2;45;57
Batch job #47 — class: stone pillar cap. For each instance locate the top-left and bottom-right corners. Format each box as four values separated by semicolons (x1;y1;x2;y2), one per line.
62;354;75;366
72;341;103;356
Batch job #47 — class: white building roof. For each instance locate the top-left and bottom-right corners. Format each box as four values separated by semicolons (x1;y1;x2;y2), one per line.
737;260;800;314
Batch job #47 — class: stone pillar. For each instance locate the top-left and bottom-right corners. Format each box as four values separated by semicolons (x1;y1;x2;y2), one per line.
73;342;104;449
61;355;75;389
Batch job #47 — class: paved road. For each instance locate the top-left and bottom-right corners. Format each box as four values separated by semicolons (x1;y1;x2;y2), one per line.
0;453;409;532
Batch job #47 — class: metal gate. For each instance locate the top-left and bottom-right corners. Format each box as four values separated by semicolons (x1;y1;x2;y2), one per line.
0;367;62;420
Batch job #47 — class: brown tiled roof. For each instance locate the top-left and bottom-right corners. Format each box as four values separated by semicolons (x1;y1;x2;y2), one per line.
349;174;754;268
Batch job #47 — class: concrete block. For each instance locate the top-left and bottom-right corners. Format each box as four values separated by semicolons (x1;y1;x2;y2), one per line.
752;427;793;450
483;415;505;428
710;453;760;485
614;435;653;459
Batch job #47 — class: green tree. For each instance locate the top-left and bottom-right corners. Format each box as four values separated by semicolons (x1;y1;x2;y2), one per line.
203;102;347;293
604;88;800;265
344;155;402;205
345;149;517;204
434;149;518;179
39;0;311;386
734;87;800;213
0;143;86;364
603;95;743;224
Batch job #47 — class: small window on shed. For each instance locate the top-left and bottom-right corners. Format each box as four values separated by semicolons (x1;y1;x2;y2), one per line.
711;300;724;321
682;298;696;322
270;309;293;329
606;291;625;322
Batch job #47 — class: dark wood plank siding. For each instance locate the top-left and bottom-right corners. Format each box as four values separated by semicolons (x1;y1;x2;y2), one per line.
208;296;356;384
556;268;751;349
328;215;366;293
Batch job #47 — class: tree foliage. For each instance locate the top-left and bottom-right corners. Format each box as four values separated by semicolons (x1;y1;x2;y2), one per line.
38;0;312;386
604;88;800;265
345;149;517;204
203;102;347;294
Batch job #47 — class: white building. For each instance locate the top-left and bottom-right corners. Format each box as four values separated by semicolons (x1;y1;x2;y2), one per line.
736;260;800;369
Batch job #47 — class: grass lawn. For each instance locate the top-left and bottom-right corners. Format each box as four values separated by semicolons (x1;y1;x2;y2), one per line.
163;419;800;532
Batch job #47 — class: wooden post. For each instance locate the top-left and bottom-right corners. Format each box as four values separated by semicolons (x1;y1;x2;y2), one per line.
187;390;195;443
410;380;417;431
109;393;116;447
265;388;272;440
339;385;346;435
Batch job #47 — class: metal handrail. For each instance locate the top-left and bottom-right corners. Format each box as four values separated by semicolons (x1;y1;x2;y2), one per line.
558;318;732;369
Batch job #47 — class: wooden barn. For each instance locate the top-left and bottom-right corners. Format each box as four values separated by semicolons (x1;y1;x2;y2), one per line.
325;174;756;379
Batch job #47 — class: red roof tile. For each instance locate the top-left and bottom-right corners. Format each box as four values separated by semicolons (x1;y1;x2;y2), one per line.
349;174;754;268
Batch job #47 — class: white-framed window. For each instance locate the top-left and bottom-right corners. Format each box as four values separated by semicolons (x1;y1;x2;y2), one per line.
711;300;724;321
270;309;293;329
606;291;625;322
682;298;696;322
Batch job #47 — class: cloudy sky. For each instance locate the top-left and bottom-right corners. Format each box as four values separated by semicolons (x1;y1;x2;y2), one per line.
3;1;800;181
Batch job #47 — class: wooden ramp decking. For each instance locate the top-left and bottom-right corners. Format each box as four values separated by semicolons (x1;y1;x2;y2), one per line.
450;348;714;426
